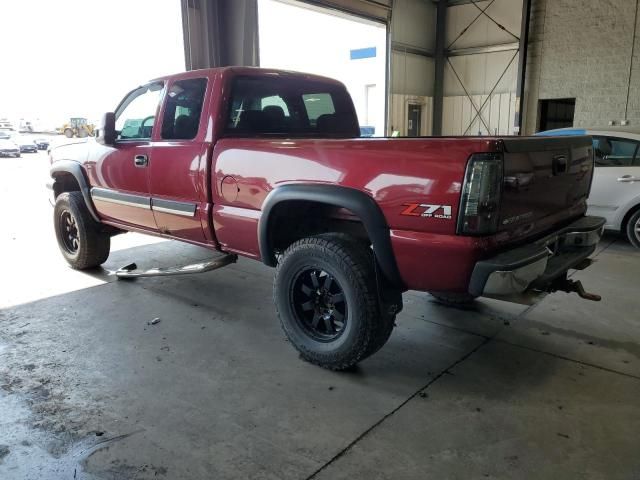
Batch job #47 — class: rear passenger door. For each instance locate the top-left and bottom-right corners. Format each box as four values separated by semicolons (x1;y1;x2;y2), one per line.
148;77;211;243
588;136;640;226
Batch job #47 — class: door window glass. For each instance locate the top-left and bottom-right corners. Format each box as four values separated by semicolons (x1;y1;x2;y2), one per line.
161;78;208;140
115;82;164;140
593;137;639;167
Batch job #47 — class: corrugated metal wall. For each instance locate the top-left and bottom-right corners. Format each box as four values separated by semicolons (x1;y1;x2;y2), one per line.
441;0;522;136
443;92;517;135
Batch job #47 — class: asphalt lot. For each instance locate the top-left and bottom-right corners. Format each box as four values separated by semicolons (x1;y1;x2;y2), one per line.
1;142;639;479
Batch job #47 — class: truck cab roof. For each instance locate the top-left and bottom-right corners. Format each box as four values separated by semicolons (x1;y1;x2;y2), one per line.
149;67;346;88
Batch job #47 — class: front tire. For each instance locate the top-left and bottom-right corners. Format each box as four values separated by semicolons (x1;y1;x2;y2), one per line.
54;192;110;269
626;209;640;249
274;234;394;370
63;128;74;138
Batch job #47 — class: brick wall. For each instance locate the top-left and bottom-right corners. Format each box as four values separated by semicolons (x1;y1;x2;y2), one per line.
523;0;640;134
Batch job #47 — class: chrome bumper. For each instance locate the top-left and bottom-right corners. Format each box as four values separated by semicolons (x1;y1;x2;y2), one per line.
469;216;605;299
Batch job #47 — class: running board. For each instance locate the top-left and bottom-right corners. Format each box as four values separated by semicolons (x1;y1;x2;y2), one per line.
116;254;237;279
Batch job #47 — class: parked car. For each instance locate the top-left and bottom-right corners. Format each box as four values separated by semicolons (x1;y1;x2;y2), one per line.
47;67;604;370
16;137;38;153
34;138;50;150
0;130;11;140
538;127;640;248
0;139;20;157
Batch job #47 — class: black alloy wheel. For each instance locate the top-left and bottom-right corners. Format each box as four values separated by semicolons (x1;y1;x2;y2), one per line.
59;210;80;253
291;268;347;342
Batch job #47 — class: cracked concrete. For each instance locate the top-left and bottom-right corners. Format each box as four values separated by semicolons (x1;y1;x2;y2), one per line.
1;152;639;479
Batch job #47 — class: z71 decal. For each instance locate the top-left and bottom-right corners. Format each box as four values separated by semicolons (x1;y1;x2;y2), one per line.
401;203;452;220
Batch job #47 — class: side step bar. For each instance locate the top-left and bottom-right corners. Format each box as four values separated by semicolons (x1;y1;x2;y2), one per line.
116;254;238;279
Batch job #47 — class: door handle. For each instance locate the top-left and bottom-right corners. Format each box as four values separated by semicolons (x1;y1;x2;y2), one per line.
134;154;148;167
617;175;638;182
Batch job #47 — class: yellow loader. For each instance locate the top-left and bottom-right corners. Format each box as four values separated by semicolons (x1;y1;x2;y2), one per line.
59;118;95;138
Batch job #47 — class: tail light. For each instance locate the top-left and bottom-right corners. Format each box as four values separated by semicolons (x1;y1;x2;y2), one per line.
457;153;503;235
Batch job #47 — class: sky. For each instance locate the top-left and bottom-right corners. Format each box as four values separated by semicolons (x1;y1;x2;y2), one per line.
1;0;185;127
0;0;385;132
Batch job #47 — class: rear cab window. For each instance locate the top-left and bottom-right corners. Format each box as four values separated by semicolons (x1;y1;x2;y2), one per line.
225;75;359;138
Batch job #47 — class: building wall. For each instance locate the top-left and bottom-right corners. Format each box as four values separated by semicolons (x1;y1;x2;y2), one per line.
524;0;640;134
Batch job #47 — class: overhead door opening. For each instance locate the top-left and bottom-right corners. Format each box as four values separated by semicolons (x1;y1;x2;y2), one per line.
258;0;388;137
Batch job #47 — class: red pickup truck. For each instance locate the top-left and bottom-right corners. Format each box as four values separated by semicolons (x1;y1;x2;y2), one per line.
48;67;604;370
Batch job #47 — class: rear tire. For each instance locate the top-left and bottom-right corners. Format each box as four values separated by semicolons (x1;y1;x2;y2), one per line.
274;233;395;370
54;192;110;269
430;292;477;306
63;128;74;138
625;209;640;249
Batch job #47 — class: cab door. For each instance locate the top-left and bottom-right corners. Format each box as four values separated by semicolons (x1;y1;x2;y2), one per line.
148;77;211;244
88;82;164;230
588;136;640;228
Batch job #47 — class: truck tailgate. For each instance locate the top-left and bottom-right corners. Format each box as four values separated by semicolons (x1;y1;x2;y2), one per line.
498;136;594;241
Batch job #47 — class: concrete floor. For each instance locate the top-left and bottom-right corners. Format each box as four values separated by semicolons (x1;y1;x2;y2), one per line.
1;145;639;479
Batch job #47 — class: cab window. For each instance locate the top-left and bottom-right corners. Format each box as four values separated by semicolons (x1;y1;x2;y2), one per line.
302;93;335;127
115;82;164;140
225;76;359;137
593;137;639;167
161;78;207;140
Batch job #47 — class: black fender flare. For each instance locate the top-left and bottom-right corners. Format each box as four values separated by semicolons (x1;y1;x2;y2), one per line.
258;184;404;287
50;160;100;222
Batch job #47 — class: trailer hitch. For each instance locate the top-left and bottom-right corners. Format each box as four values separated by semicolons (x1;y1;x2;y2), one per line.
551;277;601;302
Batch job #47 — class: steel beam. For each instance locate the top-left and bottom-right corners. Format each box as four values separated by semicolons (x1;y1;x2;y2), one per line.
448;41;519;57
432;0;447;136
515;0;531;134
391;41;434;58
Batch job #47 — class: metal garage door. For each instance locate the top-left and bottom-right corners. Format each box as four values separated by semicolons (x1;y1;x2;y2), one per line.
295;0;391;23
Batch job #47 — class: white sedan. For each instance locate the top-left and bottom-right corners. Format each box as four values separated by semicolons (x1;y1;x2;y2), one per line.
539;127;640;248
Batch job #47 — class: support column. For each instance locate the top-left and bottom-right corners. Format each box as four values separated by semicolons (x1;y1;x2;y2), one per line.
515;0;531;134
432;0;447;136
181;0;259;70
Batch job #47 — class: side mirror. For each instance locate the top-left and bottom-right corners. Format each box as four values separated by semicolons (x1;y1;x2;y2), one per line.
96;112;116;146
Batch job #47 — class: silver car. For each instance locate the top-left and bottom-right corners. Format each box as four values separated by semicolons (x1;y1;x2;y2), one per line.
539;127;640;248
0;139;21;157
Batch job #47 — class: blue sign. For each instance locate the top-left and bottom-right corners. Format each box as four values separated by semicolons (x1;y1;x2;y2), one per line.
350;47;377;60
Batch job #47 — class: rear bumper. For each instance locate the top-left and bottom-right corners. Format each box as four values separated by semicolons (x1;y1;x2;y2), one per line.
469;216;605;297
